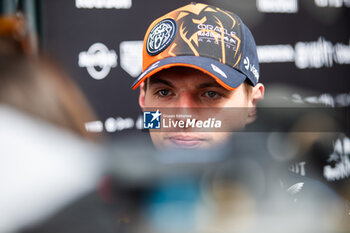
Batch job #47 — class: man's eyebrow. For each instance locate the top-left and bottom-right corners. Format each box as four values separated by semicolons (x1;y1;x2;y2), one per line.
197;82;226;89
149;77;175;88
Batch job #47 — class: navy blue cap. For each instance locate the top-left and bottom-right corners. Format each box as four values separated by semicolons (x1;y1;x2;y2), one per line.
132;2;260;90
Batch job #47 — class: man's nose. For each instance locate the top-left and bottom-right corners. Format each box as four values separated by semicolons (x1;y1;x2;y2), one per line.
174;92;196;108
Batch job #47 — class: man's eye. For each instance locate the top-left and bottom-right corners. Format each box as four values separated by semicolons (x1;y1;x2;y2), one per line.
157;89;170;96
204;91;219;98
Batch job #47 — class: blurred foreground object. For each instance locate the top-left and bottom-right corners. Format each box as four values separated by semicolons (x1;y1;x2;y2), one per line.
0;14;99;140
0;14;106;232
0;106;105;233
101;135;349;233
24;88;350;232
0;14;35;56
258;85;350;201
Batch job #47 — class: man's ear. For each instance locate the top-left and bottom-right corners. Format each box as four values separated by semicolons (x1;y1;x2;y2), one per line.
251;83;264;107
139;82;146;110
246;83;264;124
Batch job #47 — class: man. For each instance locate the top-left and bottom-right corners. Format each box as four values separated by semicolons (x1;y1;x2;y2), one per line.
132;2;264;148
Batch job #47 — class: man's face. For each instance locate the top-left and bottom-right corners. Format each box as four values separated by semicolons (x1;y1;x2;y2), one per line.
139;67;264;149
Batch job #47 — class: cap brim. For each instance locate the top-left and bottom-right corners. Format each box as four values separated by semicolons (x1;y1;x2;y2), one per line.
131;56;247;90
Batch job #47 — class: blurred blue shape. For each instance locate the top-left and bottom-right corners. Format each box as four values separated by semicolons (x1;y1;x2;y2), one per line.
145;177;199;232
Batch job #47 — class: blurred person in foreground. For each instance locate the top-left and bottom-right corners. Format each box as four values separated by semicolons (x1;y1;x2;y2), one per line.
0;14;97;140
132;2;264;149
0;15;105;232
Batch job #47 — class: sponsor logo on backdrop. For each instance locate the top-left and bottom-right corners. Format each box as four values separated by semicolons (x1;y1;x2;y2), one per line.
315;0;350;7
257;37;350;69
120;41;143;78
291;93;350;107
324;136;350;181
78;43;117;80
85;115;143;133
257;45;295;63
146;19;177;56
257;0;298;13
75;0;132;9
104;117;134;132
85;120;103;132
295;37;350;69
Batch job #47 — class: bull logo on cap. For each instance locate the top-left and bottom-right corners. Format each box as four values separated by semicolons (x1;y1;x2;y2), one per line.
168;3;242;67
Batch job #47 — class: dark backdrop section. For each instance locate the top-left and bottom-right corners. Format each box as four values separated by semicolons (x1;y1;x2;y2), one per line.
40;0;350;136
252;1;350;94
40;0;198;136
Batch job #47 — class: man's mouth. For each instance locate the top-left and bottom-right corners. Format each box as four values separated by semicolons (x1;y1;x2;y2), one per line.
166;135;208;148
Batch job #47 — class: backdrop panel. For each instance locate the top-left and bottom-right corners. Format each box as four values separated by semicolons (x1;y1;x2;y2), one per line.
40;0;350;135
